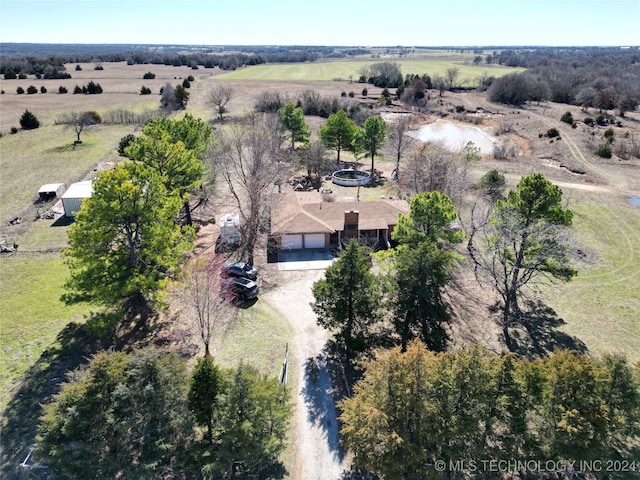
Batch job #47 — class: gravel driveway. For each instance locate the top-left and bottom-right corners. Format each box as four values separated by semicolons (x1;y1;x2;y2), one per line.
263;269;346;480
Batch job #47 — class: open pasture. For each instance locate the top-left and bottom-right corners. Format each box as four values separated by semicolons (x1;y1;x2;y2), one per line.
216;58;523;83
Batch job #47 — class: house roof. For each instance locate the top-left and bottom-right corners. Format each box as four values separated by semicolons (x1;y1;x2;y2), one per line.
271;191;409;235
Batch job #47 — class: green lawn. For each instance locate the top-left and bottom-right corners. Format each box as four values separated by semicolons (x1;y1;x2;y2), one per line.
216;59;524;84
542;192;640;362
0;251;93;410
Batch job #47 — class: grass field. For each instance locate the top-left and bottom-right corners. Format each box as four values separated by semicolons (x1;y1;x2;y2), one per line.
0;124;134;222
216;59;523;84
543;192;640;362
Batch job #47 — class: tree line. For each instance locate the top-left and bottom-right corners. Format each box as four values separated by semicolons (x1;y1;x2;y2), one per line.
39;350;292;479
340;341;640;480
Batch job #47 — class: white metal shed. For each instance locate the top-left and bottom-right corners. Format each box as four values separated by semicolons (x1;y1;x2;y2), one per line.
38;183;65;201
61;181;93;217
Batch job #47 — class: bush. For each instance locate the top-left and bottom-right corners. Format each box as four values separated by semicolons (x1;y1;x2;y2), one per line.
4;68;17;80
18;72;27;79
560;111;574;124
348;91;355;98
478;169;506;197
187;75;194;82
455;105;465;113
584;117;594;126
143;71;156;79
85;81;103;94
596;113;607;126
40;86;47;94
544;128;560;138
73;85;82;94
140;86;152;95
595;143;612;158
182;78;191;88
75;64;82;71
85;111;102;124
20;110;40;130
362;88;368;96
26;85;37;94
16;86;24;94
94;64;104;70
604;127;615;142
59;86;68;94
11;126;18;134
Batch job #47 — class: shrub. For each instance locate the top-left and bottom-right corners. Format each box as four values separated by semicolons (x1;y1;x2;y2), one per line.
94;64;104;70
40;86;47;94
16;86;24;94
604;128;615;142
27;85;37;94
75;64;82;71
187;75;194;82
544;128;560;138
18;72;27;79
59;86;68;94
20;110;40;130
348;91;354;98
362;88;368;96
455;105;465;113
560;111;574;124
595;143;612;158
182;78;191;88
85;111;102;124
4;68;17;80
596;113;606;126
571;122;577;129
584;117;594;126
143;71;156;79
478;169;506;197
11;127;18;134
85;81;103;94
140;86;152;95
73;85;82;94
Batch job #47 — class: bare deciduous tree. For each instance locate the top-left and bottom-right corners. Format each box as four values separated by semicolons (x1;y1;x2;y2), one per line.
210;113;285;264
175;254;237;357
400;142;468;205
387;115;413;175
207;84;234;122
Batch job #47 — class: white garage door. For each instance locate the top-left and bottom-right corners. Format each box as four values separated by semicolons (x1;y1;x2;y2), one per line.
281;234;303;250
304;234;326;249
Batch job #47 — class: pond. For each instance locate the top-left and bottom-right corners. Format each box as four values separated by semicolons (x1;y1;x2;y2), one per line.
628;197;640;208
408;119;497;154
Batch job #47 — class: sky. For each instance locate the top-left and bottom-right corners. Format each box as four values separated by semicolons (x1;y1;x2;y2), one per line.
1;0;639;47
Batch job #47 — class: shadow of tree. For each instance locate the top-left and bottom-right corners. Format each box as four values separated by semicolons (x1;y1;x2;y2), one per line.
513;299;588;359
300;345;344;463
340;465;381;479
1;302;165;478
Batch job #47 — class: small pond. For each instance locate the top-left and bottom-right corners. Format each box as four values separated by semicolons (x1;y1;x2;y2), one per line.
628;197;640;208
408;119;497;154
332;169;371;187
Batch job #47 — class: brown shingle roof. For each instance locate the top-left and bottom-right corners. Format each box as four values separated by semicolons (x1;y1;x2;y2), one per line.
271;192;409;235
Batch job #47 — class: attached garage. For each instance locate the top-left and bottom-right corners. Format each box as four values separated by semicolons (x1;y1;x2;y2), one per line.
304;233;326;249
281;234;303;250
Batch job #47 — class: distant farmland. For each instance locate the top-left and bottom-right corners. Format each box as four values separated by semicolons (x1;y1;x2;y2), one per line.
216;59;524;83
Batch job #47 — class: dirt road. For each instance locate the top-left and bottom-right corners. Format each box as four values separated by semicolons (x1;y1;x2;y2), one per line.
263;270;346;480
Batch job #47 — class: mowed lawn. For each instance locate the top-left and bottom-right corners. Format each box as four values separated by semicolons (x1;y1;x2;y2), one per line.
543;192;640;363
216;59;524;83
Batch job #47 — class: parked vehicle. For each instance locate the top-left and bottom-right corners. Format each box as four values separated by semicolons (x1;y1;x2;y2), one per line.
221;277;259;302
222;261;258;280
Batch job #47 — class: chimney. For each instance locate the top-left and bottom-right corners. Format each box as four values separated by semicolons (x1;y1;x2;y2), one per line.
344;210;359;238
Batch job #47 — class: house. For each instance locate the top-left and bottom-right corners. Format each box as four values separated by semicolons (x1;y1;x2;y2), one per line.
270;191;409;251
61;180;93;217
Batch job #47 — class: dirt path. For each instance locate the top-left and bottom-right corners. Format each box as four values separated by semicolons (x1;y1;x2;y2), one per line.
263;270;346;480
